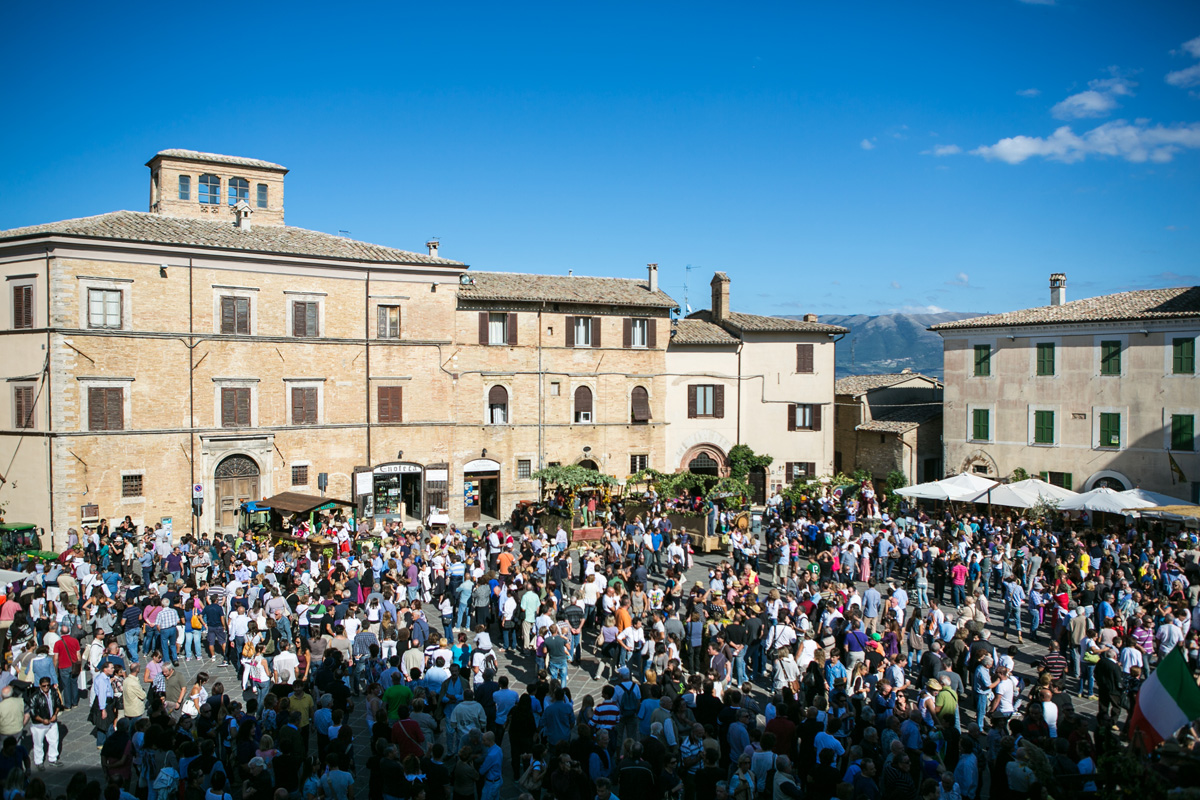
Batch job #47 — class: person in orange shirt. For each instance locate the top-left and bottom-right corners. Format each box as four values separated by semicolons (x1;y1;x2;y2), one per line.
614;597;633;632
497;544;516;577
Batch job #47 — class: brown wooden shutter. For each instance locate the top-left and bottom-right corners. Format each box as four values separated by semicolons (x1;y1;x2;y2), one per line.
687;386;697;418
221;297;235;334
235;388;250;426
13;285;32;329
713;385;725;418
812;403;822;431
788;403;797;431
478;312;489;344
623;319;632;348
236;298;249;334
105;388;123;430
378;387;403;423
647;319;657;349
565;316;575;347
785;462;796;482
488;385;507;405
292;302;306;337
575;386;593;414
631;387;651;422
306;303;318;337
221;388;236;426
291;387;307;424
592;317;602;347
14;386;33;428
805;462;816;478
88;387;105;430
797;343;814;373
507;313;518;346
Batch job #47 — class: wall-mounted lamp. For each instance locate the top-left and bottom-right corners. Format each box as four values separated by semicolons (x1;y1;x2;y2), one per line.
482;448;488;457
159;264;169;277
431;283;438;292
397;450;404;460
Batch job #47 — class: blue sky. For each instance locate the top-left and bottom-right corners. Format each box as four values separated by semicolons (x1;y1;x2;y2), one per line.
3;1;1199;317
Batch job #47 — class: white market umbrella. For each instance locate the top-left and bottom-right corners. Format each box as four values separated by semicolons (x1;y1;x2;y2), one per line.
1118;488;1198;508
896;472;999;502
985;478;1080;508
1059;487;1155;514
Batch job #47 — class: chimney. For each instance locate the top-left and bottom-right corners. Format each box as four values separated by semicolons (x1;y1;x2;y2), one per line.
233;200;252;231
1050;272;1066;306
647;263;659;293
426;240;440;257
803;313;818;323
711;272;731;322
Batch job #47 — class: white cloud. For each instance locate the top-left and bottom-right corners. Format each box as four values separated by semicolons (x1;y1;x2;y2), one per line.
946;272;970;287
888;304;950;314
1167;63;1200;88
860;138;876;150
1051;72;1136;120
1017;88;1041;97
1179;35;1200;59
924;144;962;156
890;281;901;290
972;120;1200;164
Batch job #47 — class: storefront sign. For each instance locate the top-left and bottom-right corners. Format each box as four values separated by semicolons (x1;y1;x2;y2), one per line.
463;459;500;473
355;471;373;496
426;469;448;482
375;463;422;474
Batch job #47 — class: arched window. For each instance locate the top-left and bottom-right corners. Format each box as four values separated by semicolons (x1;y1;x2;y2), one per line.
488;385;508;425
574;386;593;423
199;174;221;205
228;177;249;205
630;386;650;424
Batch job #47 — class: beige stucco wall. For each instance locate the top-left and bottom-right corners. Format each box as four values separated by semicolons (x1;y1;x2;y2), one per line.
941;323;1200;500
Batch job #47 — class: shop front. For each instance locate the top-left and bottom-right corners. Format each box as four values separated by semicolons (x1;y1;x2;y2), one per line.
462;458;501;522
372;462;424;522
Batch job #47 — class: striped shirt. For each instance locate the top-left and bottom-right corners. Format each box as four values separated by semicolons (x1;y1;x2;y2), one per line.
155;607;180;629
680;736;704;774
591;701;620;731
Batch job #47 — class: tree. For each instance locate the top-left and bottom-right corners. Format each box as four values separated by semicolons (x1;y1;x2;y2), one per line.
726;445;772;482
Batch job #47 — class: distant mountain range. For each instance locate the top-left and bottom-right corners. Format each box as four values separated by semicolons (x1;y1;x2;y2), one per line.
781;311;982;379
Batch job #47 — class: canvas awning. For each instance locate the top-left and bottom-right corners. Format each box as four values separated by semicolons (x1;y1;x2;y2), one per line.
258;492;354;515
1059;487;1154;514
982;478;1080;509
896;472;999;502
1129;505;1200;521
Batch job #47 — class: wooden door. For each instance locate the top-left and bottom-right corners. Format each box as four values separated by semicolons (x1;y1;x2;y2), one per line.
214;455;261;534
749;467;766;505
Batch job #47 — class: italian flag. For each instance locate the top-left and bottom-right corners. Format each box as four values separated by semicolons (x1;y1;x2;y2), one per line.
1129;646;1200;750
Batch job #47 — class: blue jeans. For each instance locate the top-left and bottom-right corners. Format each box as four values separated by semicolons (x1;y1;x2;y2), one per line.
951;585;966;607
1079;662;1096;696
1003;607;1023;638
142;628;159;658
549;659;568;686
976;693;989;728
916;585;929;608
183;629;203;659
159;625;178;662
571;632;582;662
502;625;516;650
733;649;748;685
124;629;140;664
58;667;78;707
456;604;470;630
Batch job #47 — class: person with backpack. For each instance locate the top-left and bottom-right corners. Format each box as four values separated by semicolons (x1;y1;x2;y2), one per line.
614;669;641;747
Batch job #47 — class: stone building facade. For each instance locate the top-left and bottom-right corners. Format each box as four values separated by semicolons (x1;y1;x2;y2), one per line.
833;371;943;485
0;150;671;542
665;273;846;502
933;276;1200;501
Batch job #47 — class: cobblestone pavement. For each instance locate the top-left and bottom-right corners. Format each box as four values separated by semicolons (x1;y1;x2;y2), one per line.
32;548;1099;797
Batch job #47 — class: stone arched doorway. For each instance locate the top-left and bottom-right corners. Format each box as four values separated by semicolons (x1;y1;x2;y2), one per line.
215;454;260;534
678;443;730;477
578;459;599;471
1084;470;1131;491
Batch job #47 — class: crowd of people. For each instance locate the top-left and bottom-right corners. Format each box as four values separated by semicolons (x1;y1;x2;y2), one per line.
0;481;1196;800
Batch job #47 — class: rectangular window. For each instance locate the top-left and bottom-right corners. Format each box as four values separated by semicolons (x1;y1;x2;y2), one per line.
1172;414;1195;452
88;387;124;431
178;175;191;201
1099;412;1121;448
292;465;309;486
220;296;250;335
973;344;991;377
517;460;532;480
574;316;593;347
795;404;814;430
292;301;319;337
1036;343;1055;376
378;306;401;339
121;474;143;499
550;381;561;396
1173;338;1196;375
256;184;268;209
796;343;814;374
220;387;251;428
1039;471;1073;490
12;284;33;329
1034;409;1055;444
1100;340;1122;375
630;318;648;348
88;288;122;329
692;385;714;416
971;408;990;442
630;454;649;473
291;387;318;425
378;386;403;423
488;312;508;345
13;385;35;429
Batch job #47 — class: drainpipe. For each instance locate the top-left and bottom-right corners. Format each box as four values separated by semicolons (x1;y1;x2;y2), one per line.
365;269;372;469
189;258;195;540
735;340;743;445
45;247;54;544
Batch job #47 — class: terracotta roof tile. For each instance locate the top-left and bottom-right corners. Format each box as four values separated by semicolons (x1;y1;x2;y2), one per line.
0;210;464;266
670;318;740;345
856;403;942;433
930;287;1200;331
835;372;940;396
688;309;847;334
458;271;676;308
149;149;288;171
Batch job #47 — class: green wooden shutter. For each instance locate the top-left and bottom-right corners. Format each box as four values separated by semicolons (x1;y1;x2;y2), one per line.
973;345;991;377
1172;414;1195;452
972;408;989;441
1174;338;1195;375
1036;343;1055;376
1100;341;1121;375
1099;412;1121;448
1034;410;1054;444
